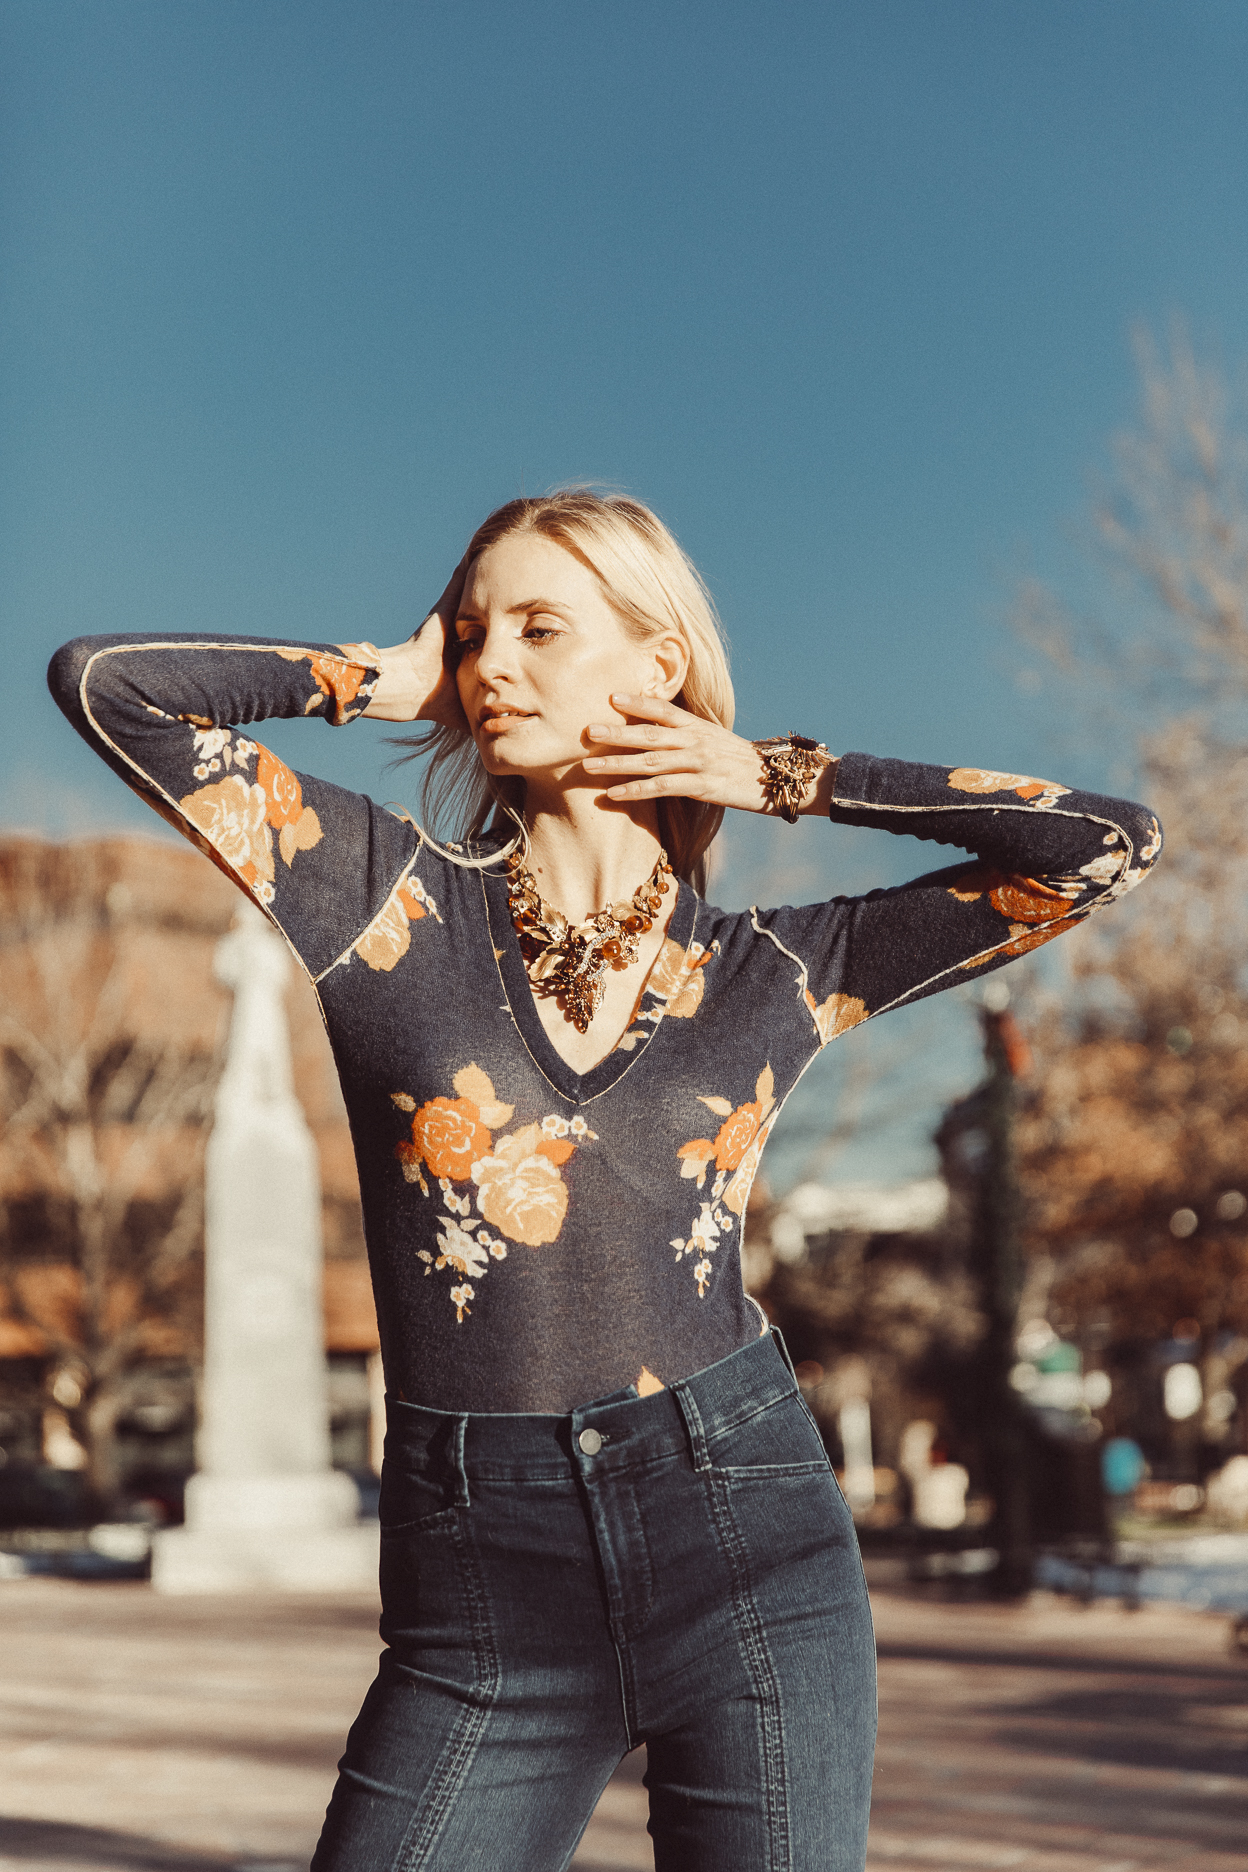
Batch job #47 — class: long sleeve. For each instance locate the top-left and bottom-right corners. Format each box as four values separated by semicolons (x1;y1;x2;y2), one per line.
47;632;418;978
751;752;1162;1045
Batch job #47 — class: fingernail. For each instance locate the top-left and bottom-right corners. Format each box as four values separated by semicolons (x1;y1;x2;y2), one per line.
584;757;603;768
611;693;631;704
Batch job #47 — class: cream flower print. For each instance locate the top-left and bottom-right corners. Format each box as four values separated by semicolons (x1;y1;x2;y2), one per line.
433;1219;489;1280
647;938;713;1019
188;724;258;779
615;939;720;1051
354;868;443;973
397;1065;595;1318
472;1128;570;1247
1082;823;1162;902
804;990;868;1047
180;774;276;903
449;1283;474;1323
947;767;1071;811
671;1199;731;1298
179;731;321;907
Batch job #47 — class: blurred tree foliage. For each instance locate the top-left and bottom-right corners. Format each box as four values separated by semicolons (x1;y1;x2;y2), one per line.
0;841;223;1507
1014;328;1248;1429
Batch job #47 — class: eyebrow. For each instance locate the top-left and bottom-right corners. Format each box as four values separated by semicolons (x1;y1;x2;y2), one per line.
455;597;576;624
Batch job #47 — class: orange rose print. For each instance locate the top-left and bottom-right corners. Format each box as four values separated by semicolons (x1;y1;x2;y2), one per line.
724;1110;779;1216
254;744;324;866
948;866;1079;923
392;1072;586;1298
712;1100;763;1171
678;1065;776;1188
256;747;302;826
998;916;1082;959
273;646;375;721
408;1096;493;1182
308;654;368;721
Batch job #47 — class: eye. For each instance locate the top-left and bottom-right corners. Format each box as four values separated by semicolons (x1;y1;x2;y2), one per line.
523;615;564;643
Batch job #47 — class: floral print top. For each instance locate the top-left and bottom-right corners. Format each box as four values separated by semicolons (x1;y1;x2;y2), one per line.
49;633;1162;1412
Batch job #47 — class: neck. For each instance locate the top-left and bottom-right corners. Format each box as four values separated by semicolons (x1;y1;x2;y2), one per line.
519;785;666;924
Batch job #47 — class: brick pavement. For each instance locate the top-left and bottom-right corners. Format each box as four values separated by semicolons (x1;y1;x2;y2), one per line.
0;1574;1243;1871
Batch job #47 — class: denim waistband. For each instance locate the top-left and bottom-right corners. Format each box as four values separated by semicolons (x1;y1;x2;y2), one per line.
383;1328;800;1483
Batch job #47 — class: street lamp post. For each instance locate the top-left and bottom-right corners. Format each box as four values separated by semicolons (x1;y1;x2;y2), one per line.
969;989;1034;1596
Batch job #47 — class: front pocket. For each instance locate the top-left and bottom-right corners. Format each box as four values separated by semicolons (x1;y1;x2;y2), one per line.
707;1390;833;1476
378;1444;461;1533
377;1510;490;1679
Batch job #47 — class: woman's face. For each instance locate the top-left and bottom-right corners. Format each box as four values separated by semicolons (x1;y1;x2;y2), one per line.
454;532;684;785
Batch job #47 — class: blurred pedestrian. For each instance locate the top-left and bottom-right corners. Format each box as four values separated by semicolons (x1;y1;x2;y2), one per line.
50;490;1160;1870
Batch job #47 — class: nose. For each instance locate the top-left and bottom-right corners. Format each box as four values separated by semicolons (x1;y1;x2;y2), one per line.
472;622;521;692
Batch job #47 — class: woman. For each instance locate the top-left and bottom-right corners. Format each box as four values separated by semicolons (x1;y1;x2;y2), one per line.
50;491;1160;1871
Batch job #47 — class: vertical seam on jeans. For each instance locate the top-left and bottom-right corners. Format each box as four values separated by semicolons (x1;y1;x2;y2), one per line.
703;1476;792;1871
393;1514;501;1871
451;1415;470;1508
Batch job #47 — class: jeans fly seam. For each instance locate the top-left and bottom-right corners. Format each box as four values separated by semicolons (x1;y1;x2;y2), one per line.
704;1473;792;1872
394;1512;500;1872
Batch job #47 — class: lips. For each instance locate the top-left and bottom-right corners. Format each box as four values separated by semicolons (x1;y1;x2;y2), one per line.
477;707;534;733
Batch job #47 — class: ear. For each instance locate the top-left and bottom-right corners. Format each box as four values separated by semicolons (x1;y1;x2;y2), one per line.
643;632;690;702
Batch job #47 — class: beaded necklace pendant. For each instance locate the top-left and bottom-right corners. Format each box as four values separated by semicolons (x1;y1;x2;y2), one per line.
506;848;673;1033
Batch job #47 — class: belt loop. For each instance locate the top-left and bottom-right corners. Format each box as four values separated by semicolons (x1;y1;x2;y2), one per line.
672;1380;712;1474
451;1414;470;1508
770;1325;798;1384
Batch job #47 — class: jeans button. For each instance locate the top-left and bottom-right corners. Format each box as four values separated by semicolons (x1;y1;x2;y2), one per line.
578;1428;603;1456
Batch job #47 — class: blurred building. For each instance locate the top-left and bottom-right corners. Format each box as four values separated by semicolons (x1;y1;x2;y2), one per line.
746;1172;986;1528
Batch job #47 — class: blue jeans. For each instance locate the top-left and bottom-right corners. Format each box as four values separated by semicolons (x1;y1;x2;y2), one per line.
312;1331;877;1871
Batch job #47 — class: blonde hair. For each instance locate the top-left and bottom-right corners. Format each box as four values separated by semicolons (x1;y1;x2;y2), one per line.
393;491;735;895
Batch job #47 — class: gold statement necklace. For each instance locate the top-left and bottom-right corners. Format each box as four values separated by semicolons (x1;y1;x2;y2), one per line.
506;846;673;1034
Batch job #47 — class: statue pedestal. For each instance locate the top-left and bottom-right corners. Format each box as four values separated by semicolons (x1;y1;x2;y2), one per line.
153;906;379;1596
152;1472;378;1593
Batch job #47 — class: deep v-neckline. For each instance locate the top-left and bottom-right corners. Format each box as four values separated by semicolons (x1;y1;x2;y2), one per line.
480;861;698;1103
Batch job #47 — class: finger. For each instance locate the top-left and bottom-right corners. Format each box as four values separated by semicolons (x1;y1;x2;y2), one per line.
608;692;696;726
604;774;707;802
584;748;702;774
584;723;692;749
423;555;471;632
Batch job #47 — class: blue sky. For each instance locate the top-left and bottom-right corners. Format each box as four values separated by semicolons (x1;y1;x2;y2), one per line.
5;0;1247;1184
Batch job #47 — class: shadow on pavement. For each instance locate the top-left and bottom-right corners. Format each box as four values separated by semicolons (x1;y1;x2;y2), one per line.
0;1818;243;1872
997;1682;1248;1779
876;1636;1245;1682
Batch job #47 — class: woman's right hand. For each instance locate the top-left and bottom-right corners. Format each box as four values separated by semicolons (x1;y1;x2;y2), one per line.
344;557;470;728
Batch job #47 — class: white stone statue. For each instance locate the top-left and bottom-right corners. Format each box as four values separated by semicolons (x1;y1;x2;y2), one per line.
153;904;377;1592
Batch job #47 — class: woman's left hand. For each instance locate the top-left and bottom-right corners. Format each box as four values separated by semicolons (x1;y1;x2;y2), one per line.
583;694;837;818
